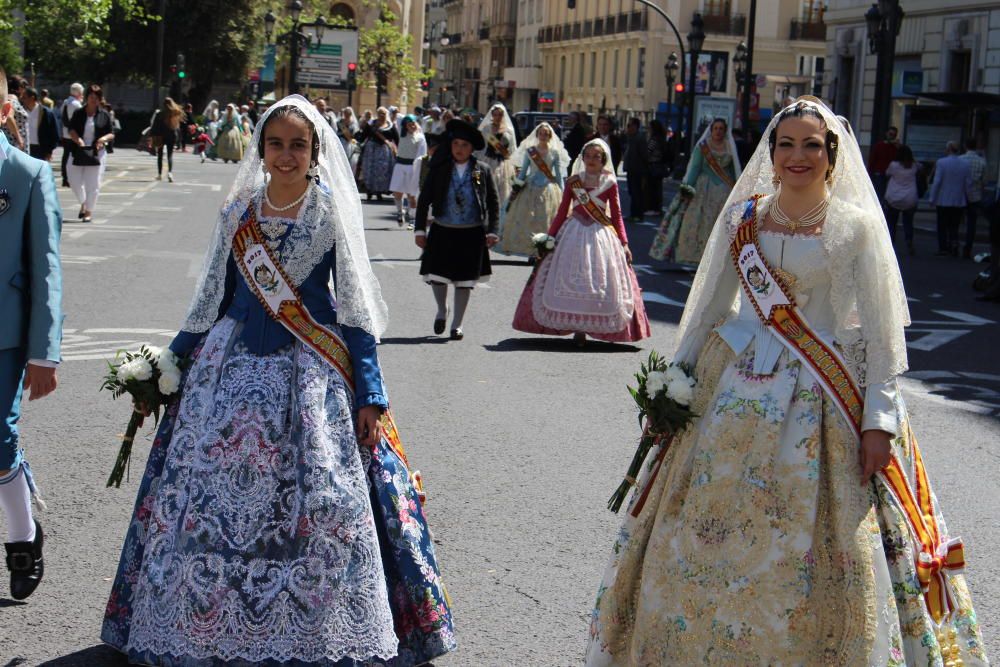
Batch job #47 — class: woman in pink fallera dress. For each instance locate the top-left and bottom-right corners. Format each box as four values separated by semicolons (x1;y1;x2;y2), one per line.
513;138;651;344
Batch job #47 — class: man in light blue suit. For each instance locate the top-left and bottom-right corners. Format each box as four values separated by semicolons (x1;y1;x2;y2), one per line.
0;68;62;601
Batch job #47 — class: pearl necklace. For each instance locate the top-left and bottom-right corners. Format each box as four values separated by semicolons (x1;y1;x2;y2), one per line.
770;194;828;233
265;182;311;212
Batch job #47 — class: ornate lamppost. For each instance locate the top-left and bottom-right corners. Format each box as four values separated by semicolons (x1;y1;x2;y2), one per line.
865;1;904;152
264;0;328;96
686;13;706;152
664;52;679;135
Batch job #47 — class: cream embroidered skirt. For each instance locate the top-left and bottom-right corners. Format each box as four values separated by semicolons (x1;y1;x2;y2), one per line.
585;333;989;666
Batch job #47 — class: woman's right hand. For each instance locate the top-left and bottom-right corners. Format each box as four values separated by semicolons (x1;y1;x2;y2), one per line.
135;400;153;417
414;235;426;249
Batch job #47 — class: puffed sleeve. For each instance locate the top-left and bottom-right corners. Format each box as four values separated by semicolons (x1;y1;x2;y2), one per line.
547;186;574;237
683;146;704;187
673;262;739;366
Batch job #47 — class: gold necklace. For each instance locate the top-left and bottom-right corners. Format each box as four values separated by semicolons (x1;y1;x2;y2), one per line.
771;195;828;233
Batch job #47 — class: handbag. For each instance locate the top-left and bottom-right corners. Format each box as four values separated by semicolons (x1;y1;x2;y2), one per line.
71;144;101;167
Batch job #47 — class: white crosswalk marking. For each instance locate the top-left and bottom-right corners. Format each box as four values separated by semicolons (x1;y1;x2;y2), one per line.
59;328;177;362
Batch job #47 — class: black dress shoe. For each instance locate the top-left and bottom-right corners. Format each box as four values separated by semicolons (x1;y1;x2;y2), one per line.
450;328;464;340
6;519;44;600
434;317;446;335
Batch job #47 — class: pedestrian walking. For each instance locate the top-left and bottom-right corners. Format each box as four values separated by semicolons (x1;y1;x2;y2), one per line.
190;125;213;163
314;97;336;126
960;137;987;259
389;115;427;227
928;141;973;256
622;118;647;222
211;104;244;163
414;118;499;340
20;87;59;161
57;83;84;187
67;84;115;222
359;106;398;200
563;111;592;163
336;106;361;175
595;115;623;172
202;99;221;140
643;120;670;215
100;95;455;666
586;98;989;667
498;122;568;258
868;125;900;205
3;75;28;152
884;144;921;255
178;102;195;152
477;103;518;208
149;96;182;182
0;69;63;602
512;138;651;346
649;117;741;265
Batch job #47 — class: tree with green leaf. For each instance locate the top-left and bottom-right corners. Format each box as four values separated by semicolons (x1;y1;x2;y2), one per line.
356;3;429;108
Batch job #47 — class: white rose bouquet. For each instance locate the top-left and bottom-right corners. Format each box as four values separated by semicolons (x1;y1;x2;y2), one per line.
531;232;557;258
100;345;188;488
608;350;697;513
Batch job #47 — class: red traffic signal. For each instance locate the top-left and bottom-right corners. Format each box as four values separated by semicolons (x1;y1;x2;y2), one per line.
169;65;178;74
674;83;685;93
347;62;357;72
420;79;430;91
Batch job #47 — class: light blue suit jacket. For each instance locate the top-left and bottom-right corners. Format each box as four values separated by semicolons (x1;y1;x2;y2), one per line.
0;133;63;362
928;154;973;208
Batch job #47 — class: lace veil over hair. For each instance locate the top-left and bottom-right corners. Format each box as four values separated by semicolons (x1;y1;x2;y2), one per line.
675;97;910;386
687;117;744;180
478;103;517;150
570;138;618;186
180;94;389;339
509;121;570;175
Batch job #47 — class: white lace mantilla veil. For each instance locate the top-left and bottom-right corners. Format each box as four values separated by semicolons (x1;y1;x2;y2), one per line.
570;138;618;188
478;103;517;150
685;119;744;181
181;94;389;339
509;121;570;174
674;97;910;386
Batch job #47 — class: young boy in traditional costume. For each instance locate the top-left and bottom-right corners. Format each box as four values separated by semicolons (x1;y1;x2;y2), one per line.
414;119;499;340
0;68;63;601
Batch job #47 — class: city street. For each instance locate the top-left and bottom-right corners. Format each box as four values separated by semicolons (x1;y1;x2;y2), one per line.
3;150;999;666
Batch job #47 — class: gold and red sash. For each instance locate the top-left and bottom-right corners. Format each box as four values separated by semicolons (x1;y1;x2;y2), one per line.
486;132;510;159
566;175;614;228
730;195;963;623
232;205;426;500
700;141;736;188
527;146;558;184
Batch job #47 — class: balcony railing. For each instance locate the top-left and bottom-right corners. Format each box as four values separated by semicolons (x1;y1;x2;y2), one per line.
593;17;604;36
629;10;647;31
703;12;745;35
479;26;490;40
445;32;461;45
572;21;581;40
790;19;826;41
583;19;592;38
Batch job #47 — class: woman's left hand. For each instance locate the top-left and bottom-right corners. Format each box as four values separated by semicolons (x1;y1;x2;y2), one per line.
623;245;633;264
356;405;384;449
859;429;892;485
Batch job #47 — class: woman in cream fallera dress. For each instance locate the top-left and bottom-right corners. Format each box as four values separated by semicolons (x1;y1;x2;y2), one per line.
585;100;988;666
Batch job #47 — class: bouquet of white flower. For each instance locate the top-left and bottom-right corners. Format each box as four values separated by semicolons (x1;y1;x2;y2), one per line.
531;232;557;258
100;345;187;488
608;350;698;513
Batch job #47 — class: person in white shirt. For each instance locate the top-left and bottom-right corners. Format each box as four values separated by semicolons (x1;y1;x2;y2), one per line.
58;83;84;187
960;137;988;259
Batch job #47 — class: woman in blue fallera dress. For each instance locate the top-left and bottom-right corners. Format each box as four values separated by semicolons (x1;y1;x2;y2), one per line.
101;96;455;666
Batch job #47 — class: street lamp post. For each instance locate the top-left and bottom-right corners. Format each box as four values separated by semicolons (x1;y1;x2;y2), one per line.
866;1;904;153
687;13;705;153
733;41;748;129
664;52;679;135
264;0;328;96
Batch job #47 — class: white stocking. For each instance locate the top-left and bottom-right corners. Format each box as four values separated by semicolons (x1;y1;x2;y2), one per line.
0;466;35;543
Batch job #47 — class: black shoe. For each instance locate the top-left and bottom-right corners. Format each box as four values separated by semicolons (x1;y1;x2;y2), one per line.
6;520;44;600
397;212;405;227
434;317;446;335
450;328;464;340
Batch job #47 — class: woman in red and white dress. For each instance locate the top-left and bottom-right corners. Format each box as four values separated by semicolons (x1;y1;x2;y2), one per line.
512;138;651;345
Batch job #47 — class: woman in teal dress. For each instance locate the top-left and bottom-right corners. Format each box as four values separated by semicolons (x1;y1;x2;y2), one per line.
649;117;741;266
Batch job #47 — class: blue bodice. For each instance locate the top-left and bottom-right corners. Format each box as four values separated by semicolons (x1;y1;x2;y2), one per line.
170;219;387;409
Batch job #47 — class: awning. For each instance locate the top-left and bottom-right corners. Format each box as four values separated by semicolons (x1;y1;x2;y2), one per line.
915;91;1000;107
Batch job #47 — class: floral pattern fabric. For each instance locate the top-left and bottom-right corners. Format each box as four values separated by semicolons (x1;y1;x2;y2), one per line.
101;318;456;666
585;333;988;666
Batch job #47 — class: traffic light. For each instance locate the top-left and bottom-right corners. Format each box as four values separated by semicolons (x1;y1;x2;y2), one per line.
674;83;685;94
347;62;357;90
420;79;431;91
169;65;177;74
176;53;186;79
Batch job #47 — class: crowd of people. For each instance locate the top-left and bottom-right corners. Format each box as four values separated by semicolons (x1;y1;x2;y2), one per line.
0;66;994;665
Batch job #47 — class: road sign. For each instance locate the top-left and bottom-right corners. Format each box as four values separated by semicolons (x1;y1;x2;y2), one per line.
297;26;358;90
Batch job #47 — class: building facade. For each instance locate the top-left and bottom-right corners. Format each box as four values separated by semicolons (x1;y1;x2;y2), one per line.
503;0;547;112
537;0;827;133
274;0;426;114
825;0;1000;175
440;0;517;111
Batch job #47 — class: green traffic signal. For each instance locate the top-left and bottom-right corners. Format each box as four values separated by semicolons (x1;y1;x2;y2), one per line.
178;71;186;79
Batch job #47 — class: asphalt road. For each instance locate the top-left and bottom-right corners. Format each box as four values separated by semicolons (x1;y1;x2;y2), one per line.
3;149;999;666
